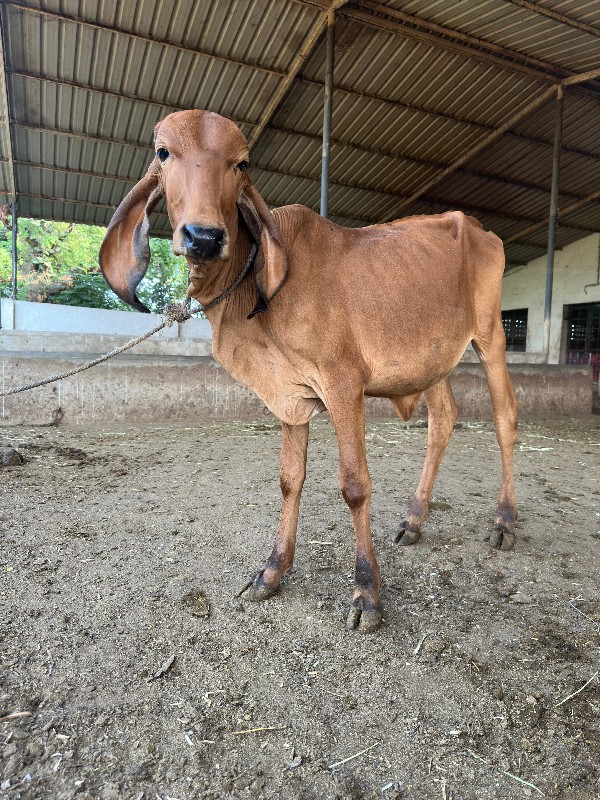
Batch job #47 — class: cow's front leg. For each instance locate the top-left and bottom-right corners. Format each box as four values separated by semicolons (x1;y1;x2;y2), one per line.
243;422;309;602
330;391;382;633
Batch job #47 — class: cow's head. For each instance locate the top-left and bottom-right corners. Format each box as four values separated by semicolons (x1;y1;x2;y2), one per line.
99;110;287;312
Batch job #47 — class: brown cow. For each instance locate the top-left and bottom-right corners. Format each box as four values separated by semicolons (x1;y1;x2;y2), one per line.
100;110;518;633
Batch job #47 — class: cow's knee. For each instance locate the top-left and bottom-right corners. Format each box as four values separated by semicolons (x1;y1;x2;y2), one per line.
341;475;371;510
280;470;305;499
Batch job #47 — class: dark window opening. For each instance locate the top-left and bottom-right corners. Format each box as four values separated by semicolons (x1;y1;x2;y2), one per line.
566;302;600;381
502;308;528;352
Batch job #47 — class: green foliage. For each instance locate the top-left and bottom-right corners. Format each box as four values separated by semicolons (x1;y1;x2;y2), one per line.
137;237;189;313
0;217;188;313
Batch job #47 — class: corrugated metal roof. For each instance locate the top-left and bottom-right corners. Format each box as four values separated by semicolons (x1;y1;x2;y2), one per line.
2;0;600;270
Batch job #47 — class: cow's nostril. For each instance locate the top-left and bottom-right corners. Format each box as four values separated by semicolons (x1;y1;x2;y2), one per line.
182;225;226;259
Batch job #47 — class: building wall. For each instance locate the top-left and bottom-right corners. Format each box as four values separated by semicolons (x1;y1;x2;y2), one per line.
502;232;600;363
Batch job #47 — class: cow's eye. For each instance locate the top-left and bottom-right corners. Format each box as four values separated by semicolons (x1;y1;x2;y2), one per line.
157;148;170;162
236;160;248;171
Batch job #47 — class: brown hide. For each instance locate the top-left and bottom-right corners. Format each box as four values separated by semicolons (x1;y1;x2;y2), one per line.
100;110;518;633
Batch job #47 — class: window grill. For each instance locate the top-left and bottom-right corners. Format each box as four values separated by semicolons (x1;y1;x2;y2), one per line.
501;308;528;352
566;302;600;381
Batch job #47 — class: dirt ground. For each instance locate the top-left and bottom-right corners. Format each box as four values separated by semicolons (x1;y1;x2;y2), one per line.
1;414;599;800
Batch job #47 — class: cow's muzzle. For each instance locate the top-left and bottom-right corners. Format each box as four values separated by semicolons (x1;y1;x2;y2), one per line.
182;225;227;260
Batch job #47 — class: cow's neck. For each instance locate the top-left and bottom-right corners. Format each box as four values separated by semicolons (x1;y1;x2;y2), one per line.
189;216;257;324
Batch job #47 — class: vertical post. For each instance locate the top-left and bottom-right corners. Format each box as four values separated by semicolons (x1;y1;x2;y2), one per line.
11;200;17;300
543;85;563;359
320;9;335;218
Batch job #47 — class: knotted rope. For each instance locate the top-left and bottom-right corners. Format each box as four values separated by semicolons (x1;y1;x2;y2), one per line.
1;240;260;398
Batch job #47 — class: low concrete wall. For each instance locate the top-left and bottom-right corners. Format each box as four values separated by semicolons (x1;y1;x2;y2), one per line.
0;298;211;351
1;350;592;426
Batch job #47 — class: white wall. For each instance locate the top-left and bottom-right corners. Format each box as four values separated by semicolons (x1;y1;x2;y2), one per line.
502;233;600;363
0;298;211;340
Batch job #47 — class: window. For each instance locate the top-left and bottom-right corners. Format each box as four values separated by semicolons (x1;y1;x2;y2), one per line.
566;302;600;381
501;308;528;352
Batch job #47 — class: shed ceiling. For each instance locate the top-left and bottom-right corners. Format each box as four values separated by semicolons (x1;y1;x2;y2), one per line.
2;0;600;269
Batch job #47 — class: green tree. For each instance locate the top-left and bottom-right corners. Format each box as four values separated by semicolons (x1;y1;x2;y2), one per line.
136;237;189;313
0;217;188;313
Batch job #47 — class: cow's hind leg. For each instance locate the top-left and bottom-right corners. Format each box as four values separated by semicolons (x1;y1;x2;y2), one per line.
472;330;518;550
392;378;458;545
243;422;309;601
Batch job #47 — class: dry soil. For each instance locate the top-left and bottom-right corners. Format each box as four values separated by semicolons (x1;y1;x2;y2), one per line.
1;416;599;800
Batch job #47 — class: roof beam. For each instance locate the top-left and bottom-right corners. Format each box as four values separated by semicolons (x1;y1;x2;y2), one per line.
4;1;285;78
16;116;600;204
504;188;600;245
336;3;600;102
260;122;600;205
18;105;598;200
16;184;376;227
296;75;600;162
14;120;600;236
354;0;578;82
9;70;223;121
0;13;15;199
10;68;507;139
381;85;558;221
563;66;600;87
17;159;600;237
504;0;600;39
345;1;559;86
12;0;600;105
247;0;348;149
15;69;600;167
381;49;600;223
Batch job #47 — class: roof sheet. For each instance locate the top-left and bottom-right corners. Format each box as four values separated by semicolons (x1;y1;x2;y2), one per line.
2;0;600;270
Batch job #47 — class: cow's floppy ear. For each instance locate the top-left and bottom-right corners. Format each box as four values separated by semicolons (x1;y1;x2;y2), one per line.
237;177;287;305
99;162;163;312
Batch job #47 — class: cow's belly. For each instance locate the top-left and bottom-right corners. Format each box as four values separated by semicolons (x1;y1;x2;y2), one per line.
364;334;470;398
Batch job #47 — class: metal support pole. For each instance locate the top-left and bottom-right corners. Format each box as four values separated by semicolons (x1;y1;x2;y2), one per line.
11;200;17;300
543;85;563;358
320;9;335;218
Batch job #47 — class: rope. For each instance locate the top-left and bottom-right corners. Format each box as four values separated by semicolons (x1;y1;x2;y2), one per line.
201;241;258;312
1;242;260;398
0;299;196;397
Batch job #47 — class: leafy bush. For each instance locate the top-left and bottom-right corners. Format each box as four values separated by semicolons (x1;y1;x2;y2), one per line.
0;217;188;313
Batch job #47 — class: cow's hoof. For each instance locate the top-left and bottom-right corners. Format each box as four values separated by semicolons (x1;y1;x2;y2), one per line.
242;583;277;602
240;571;279;602
393;523;421;546
490;525;515;551
346;602;383;634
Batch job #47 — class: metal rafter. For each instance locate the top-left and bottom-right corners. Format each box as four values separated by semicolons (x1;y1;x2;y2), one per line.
15;70;600;167
4;1;286;79
16;189;375;229
381;85;558;221
504;0;600;38
247;0;348;150
9;70;230;120
15;120;600;206
354;0;581;82
5;0;600;255
345;2;558;86
16;159;600;238
504;188;600;245
305;1;600;102
12;117;600;245
380;52;600;223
